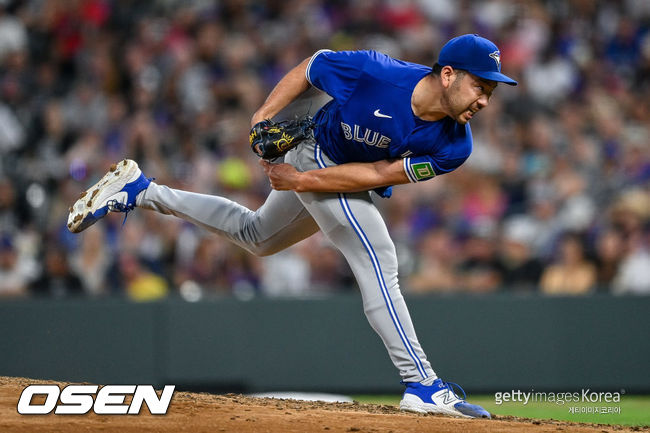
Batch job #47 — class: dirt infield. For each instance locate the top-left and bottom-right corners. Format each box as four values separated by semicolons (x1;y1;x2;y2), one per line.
1;376;646;433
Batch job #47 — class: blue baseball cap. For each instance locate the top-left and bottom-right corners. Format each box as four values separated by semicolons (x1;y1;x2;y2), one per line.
438;34;517;86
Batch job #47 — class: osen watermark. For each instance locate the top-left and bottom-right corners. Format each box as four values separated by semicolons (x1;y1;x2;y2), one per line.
17;384;175;415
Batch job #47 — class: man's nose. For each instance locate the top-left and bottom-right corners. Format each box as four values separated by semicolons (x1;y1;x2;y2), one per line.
477;94;490;109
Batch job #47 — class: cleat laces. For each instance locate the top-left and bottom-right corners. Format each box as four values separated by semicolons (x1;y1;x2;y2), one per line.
442;381;467;402
106;176;154;226
107;200;135;226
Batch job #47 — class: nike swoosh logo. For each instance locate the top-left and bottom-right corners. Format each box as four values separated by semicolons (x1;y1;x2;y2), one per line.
374;109;392;119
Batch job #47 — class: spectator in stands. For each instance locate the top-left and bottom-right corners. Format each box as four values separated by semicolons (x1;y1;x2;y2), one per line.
498;220;544;292
299;235;355;295
540;233;597;295
70;226;111;296
610;189;650;294
407;228;461;293
30;247;83;297
0;177;24;232
613;229;650;295
174;236;231;295
117;251;169;302
458;227;503;294
0;233;36;297
593;228;625;291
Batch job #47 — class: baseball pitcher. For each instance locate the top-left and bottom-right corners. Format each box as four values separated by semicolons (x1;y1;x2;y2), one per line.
68;34;517;418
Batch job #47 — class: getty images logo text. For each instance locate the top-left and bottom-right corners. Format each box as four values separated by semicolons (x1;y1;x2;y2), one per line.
17;384;175;415
494;389;622;406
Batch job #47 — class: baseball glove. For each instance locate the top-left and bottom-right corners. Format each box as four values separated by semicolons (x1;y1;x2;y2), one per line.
249;116;315;160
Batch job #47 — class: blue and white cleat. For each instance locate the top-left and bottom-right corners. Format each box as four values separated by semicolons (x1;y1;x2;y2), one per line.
399;379;491;418
67;159;151;233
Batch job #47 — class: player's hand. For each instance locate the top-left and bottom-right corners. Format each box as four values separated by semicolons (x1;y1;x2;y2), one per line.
259;160;301;191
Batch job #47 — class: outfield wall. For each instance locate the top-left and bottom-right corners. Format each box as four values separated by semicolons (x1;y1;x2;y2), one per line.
1;294;648;393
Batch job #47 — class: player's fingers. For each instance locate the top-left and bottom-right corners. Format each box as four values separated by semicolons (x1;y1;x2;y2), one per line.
259;159;271;173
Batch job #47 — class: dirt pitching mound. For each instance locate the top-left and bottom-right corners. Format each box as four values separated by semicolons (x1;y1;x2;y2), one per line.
0;376;645;433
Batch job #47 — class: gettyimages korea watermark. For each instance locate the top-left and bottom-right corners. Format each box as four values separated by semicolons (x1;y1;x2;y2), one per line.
17;384;176;415
494;389;625;415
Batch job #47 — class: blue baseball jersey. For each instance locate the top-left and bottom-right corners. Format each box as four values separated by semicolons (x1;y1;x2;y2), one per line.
306;49;472;194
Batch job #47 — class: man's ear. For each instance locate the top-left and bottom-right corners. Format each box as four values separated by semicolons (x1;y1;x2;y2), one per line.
440;65;456;88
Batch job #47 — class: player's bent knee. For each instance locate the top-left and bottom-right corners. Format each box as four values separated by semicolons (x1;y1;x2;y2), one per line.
245;242;280;257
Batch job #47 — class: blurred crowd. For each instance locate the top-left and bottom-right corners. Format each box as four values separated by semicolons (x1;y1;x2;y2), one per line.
0;0;649;300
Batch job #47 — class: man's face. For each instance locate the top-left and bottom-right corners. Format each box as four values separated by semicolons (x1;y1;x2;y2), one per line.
442;71;497;124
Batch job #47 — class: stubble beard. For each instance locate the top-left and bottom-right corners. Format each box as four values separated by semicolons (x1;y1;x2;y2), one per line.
442;78;470;124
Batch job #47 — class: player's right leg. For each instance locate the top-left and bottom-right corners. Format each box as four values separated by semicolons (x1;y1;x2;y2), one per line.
68;159;320;256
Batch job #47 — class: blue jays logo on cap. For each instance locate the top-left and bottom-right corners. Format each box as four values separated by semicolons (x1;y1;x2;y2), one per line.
438;34;517;86
489;51;501;69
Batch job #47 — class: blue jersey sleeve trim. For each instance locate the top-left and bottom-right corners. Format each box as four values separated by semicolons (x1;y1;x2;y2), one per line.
404;156;438;182
404;158;417;183
306;49;333;85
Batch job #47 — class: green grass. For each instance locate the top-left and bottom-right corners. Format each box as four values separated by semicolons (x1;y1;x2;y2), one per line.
350;394;650;427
